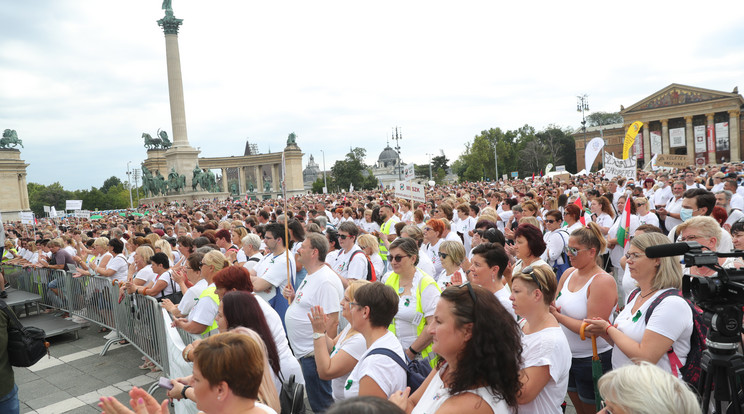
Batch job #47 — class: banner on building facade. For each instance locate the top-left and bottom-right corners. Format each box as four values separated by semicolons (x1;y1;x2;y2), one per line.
650;131;662;155
656;154;692;168
585;137;605;172
603;153;637;180
669;128;685;148
694;125;706;153
707;125;715;152
633;135;643;159
622;121;643;159
715;122;729;151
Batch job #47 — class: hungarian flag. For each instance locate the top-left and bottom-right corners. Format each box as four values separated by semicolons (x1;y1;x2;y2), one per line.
573;197;590;225
616;196;632;247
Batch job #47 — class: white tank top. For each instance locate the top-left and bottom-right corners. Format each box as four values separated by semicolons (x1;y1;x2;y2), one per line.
555;269;612;358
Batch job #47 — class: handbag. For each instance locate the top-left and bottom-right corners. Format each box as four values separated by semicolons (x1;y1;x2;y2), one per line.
1;299;49;367
279;374;305;414
157;271;184;303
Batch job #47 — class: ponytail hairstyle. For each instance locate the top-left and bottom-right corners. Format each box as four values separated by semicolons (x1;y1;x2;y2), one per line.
569;221;606;257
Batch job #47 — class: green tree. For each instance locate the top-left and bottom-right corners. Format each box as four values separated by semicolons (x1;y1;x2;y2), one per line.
431;155;449;172
586;111;623;127
100;176;122;193
330;147;368;192
311;177;325;194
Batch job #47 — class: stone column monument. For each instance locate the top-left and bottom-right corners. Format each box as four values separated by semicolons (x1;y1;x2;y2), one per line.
157;1;200;189
0;129;31;220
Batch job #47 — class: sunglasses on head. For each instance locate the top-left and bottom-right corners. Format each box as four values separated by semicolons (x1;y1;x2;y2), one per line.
521;266;544;291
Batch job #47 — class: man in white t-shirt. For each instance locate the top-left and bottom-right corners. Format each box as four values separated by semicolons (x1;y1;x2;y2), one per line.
724;179;744;211
283;233;343;414
330;222;369;287
716;190;744;231
249;223;294;319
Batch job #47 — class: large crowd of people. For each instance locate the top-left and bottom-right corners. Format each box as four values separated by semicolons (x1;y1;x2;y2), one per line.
4;163;739;413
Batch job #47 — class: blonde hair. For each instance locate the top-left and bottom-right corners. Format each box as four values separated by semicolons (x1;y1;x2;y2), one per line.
135;246;155;264
154;239;174;261
630;233;682;290
203;250;229;271
676;216;722;249
221;328;280;412
93;237;110;249
519;216;540;228
439;240;466;267
598;361;700;414
357;234;379;254
512;264;557;305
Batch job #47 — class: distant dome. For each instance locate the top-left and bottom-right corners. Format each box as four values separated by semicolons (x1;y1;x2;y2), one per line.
303;154;321;183
377;145;399;168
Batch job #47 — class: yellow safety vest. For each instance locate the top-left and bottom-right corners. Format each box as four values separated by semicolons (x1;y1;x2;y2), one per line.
1;248;17;263
379;218;397;260
385;271;441;368
197;286;220;337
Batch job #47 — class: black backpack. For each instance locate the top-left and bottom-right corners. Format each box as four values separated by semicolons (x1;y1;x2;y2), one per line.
365;348;431;392
279;374;305;414
0;299;49;367
626;288;707;388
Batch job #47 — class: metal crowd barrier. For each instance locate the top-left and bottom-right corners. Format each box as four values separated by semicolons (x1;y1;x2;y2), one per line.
3;265;65;311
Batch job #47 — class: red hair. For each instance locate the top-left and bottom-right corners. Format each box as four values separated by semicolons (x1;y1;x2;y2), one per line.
213;266;254;292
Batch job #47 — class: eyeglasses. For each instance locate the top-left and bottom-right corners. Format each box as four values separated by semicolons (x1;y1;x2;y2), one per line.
349;301;361;308
438;252;449;260
624;252;645;261
458;282;477;306
636;202;646;206
545;219;556;224
565;246;591;256
390;254;410;263
424;227;433;232
679;234;704;242
338;234;348;240
521;266;544;291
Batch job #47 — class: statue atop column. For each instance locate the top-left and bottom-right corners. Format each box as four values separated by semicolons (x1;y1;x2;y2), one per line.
158;0;183;34
1;129;23;149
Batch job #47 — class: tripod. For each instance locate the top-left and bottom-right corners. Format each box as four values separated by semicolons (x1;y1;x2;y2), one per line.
698;332;744;414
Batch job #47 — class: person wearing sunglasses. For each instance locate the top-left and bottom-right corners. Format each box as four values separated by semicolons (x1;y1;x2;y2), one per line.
389;283;522;414
541;210;570;279
384;237;441;366
552;222;617;414
583;233;694;379
510;265;570;414
436;241;466;290
634;196;659;229
596;361;700;414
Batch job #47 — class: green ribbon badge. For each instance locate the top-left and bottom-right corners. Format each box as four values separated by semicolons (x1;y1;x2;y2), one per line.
345;379;353;390
632;310;642;322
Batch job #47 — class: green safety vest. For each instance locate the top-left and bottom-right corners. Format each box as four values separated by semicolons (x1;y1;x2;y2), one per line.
385;271;441;368
197;286;220;337
379;218;397;260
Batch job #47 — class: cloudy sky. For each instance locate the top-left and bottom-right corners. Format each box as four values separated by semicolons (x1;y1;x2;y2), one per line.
2;0;744;190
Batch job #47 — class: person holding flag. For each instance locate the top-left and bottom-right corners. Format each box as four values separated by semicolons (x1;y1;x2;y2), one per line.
606;193;640;305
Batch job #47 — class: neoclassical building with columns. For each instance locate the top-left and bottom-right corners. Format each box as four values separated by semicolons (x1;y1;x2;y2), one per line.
574;84;744;171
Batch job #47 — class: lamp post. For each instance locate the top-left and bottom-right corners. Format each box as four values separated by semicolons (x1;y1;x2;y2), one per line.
393;127;402;180
493;143;499;181
577;94;589;170
426;153;433;180
126;161;133;209
320;150;327;193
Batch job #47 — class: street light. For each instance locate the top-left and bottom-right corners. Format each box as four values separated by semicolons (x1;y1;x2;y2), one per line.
126;161;133;209
577;94;589;170
426;153;433;180
393;127;402;180
320;150;327;193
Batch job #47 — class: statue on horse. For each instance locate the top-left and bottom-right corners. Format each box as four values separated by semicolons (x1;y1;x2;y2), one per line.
157;129;173;149
168;167;185;193
1;129;24;149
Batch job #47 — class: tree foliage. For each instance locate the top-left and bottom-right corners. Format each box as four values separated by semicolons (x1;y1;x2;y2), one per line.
586;111;623;127
27;177;139;216
326;147;378;193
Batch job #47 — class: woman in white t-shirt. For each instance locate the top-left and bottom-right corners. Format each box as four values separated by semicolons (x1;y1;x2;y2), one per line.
511;265;571;414
469;242;517;321
583;232;693;377
389;284;522;414
309;280;370;401
635;196;660;228
344;282;406;399
74;237;112;276
436;241;465;290
589;197;615;236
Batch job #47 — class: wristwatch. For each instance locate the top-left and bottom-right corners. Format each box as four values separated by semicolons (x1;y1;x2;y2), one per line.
312;332;326;340
181;385;191;400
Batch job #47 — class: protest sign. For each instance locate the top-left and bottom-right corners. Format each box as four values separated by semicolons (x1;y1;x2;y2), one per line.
603;153;637;180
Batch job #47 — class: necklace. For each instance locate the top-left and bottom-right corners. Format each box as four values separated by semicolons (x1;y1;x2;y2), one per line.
639;289;657;299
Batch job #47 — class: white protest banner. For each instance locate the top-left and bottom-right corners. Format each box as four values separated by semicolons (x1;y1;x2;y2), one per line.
603;153;637;180
669;128;685;148
650;131;662;155
50;207;58;218
545;163;554;174
20;211;34;224
394;180;426;203
65;200;83;210
555;165;566;172
402;163;415;181
43;205;51;213
74;210;91;219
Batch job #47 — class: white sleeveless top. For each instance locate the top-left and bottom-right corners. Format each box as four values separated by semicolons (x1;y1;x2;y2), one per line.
411;365;511;414
555;269;612;358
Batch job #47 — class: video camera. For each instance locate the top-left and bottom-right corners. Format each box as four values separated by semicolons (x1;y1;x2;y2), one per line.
645;241;744;339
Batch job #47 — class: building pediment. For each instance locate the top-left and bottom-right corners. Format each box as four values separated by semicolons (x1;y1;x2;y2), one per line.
621;83;741;114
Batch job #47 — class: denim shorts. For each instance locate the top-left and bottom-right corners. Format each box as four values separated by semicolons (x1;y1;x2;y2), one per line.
567;349;612;404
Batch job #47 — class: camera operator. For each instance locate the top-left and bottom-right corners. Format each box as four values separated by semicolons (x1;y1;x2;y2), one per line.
583;232;694;377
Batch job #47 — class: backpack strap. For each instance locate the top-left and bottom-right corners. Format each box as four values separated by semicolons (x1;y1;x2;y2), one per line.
366;348;407;370
349;250;370;280
626;287;641;305
642;289;687;377
247;257;260;263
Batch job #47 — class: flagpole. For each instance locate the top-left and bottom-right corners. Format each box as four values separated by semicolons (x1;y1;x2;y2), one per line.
281;151;291;292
